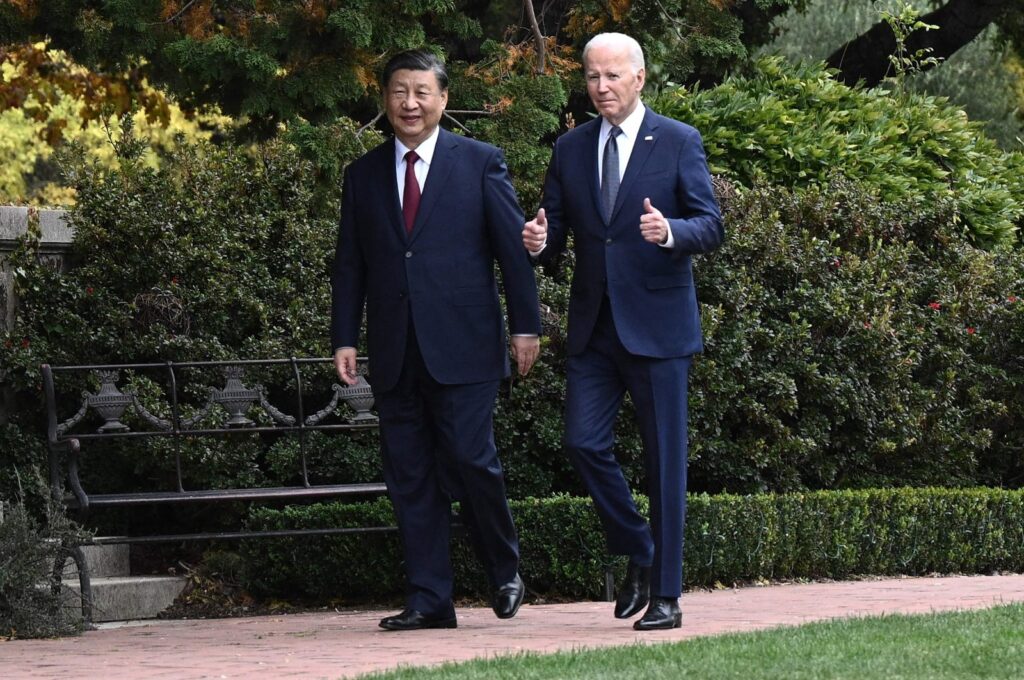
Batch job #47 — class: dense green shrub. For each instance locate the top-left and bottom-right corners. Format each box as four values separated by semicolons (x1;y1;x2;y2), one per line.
654;57;1024;248
0;478;90;639
689;178;1024;493
0;120;383;511
241;487;1024;601
4;63;1024;516
241;494;611;601
763;2;1024;150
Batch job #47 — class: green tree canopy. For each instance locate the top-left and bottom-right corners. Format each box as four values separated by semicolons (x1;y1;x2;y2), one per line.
5;2;1023;162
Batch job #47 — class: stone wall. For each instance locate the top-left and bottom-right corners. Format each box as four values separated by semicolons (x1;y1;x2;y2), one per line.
0;206;73;423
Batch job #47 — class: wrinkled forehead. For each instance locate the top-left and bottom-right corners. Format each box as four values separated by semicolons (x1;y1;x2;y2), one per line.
583;45;637;73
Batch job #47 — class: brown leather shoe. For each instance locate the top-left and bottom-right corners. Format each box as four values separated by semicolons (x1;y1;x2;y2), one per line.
633;596;681;630
614;561;651;619
379;608;457;631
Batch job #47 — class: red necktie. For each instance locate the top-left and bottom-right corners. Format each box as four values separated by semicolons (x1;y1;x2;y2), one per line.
403;150;421;234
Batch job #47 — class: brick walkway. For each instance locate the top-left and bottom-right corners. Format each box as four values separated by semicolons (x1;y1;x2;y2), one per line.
4;574;1024;679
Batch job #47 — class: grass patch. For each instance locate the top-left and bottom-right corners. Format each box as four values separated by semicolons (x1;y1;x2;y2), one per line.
362;604;1024;679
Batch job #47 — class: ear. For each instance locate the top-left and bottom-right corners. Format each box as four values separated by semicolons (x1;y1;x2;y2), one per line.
636;67;646;91
440;88;449;110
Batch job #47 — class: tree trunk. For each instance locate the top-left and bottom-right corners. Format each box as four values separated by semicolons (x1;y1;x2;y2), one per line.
826;0;1010;87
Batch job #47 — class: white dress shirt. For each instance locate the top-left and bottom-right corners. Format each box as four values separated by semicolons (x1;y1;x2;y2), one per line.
597;102;646;186
394;126;441;205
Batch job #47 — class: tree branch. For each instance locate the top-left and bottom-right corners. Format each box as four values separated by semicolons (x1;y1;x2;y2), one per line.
826;0;1011;87
523;0;546;74
356;110;384;137
148;0;202;26
443;111;475;136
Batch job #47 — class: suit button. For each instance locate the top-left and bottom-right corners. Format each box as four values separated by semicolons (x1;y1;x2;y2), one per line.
405;251;412;258
606;238;612;244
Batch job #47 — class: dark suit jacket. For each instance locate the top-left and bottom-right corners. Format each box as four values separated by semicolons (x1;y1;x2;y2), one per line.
331;128;541;393
537;107;723;358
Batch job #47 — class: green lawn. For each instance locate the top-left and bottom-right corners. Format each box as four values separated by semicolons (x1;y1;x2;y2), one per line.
361;604;1024;679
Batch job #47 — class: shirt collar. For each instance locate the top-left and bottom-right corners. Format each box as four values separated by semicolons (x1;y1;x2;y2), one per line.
395;126;441;166
600;102;646;141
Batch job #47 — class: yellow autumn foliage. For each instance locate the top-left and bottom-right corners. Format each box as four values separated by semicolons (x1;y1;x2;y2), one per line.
0;44;231;207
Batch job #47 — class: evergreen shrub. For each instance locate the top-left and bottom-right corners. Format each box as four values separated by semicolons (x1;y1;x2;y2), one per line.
0;477;90;639
655;58;1024;248
689;178;1024;493
0;121;383;515
240;487;1024;601
3;65;1024;517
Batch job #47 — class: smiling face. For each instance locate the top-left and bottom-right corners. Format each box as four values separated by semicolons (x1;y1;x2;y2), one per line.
584;42;645;126
384;68;448;149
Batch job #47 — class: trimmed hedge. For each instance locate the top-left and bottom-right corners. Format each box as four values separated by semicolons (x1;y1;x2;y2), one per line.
241;487;1024;602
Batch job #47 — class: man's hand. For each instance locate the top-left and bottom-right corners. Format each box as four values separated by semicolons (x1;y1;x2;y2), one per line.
510;336;540;376
522;208;547;252
640;198;670;245
333;347;359;386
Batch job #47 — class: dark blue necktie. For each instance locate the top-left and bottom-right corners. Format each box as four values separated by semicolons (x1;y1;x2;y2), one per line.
601;126;622;223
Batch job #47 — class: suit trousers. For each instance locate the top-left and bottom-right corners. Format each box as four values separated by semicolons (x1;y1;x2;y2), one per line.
374;325;519;615
564;297;691;598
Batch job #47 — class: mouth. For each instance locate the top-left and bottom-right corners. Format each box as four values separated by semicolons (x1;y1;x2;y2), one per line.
400;115;421;125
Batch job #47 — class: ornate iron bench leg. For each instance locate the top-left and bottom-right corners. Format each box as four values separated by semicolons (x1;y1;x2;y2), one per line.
52;541;92;625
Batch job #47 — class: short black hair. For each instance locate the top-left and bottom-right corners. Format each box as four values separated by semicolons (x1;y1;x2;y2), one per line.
381;49;449;91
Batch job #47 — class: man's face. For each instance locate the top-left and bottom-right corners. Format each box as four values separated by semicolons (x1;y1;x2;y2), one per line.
584;43;644;126
385;68;448;149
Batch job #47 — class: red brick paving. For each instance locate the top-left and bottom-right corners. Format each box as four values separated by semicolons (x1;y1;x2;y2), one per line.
3;574;1024;679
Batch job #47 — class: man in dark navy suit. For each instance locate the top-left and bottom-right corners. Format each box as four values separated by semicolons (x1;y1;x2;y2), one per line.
331;49;541;631
523;33;723;630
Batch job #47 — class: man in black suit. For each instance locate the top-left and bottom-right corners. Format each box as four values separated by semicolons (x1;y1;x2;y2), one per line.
523;33;723;630
332;49;541;630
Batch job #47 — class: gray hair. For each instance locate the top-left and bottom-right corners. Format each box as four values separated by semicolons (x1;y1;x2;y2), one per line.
582;33;645;73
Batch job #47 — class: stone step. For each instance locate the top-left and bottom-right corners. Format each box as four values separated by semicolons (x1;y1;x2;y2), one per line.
61;542;130;579
62;575;188;623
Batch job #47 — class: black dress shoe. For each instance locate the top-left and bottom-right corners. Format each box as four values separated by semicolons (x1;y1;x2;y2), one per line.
379;608;457;631
633;596;682;630
614;561;651;619
492;573;526;619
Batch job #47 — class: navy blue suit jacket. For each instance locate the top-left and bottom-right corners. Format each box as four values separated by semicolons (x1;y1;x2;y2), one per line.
537;108;723;357
331;128;541;393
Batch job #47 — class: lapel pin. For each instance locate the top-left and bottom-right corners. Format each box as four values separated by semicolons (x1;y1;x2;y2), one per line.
644;135;654;141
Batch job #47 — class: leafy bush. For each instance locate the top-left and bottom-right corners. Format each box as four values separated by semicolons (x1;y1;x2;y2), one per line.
654;57;1024;248
4;63;1024;518
763;1;1024;150
0;475;90;639
241;494;610;601
689;178;1024;493
0;118;383;511
240;486;1024;601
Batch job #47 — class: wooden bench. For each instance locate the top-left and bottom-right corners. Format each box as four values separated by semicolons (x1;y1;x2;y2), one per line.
42;357;389;621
